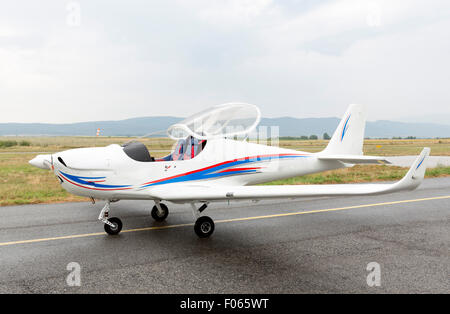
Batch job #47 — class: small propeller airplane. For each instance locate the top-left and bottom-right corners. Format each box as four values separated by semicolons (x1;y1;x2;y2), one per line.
29;103;430;238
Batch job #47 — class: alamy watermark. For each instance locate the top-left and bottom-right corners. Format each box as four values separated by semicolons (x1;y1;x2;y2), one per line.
366;262;381;287
66;1;81;27
66;262;81;287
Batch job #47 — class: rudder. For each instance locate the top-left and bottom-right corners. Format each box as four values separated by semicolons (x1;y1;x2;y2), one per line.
323;104;366;156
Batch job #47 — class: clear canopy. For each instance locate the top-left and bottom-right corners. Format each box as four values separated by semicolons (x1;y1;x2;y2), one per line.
167;102;261;140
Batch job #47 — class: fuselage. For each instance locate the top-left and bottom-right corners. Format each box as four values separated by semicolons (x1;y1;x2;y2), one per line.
42;138;344;202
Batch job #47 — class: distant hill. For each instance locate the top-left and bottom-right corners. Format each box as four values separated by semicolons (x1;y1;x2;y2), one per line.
260;117;450;138
1;116;449;138
0;117;180;137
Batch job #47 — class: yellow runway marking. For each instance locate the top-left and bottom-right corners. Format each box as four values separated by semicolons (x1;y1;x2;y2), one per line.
1;195;449;247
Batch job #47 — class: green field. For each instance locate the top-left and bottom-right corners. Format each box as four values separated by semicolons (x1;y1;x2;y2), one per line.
2;136;450;155
0;137;449;206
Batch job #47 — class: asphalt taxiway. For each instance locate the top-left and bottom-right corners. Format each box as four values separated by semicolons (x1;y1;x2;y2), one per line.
0;178;449;293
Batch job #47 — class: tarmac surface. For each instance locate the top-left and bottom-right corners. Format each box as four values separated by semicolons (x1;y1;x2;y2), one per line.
0;178;449;293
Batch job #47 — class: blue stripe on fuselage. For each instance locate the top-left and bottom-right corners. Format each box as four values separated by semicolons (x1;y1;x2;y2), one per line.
59;171;131;189
141;155;308;188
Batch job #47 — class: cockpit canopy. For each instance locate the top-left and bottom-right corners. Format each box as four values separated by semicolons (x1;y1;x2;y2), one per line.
167;102;261;140
123;103;260;162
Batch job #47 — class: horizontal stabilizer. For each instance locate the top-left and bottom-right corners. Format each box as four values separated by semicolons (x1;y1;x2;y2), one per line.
149;148;430;203
317;154;391;165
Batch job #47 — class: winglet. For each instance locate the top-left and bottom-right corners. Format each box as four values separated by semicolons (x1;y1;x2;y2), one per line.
394;147;430;191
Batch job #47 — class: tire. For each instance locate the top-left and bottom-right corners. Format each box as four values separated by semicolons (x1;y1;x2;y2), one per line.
151;203;169;222
194;216;215;238
104;217;122;235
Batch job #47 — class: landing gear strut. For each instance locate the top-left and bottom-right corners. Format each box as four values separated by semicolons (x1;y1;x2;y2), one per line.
99;200;123;235
191;203;214;238
151;201;169;222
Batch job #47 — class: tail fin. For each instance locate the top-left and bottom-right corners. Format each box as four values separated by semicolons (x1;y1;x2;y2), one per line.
323;104;366;156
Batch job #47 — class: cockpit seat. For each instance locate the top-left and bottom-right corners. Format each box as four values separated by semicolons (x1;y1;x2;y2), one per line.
171;139;186;161
183;136;198;160
158;137;206;161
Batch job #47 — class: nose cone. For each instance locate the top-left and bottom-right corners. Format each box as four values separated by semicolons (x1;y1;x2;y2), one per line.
29;154;52;170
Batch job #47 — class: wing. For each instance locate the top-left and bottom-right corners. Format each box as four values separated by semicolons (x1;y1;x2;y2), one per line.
317;154;391;164
149;148;429;203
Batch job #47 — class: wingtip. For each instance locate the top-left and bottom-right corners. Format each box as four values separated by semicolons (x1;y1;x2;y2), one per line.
415;147;430;169
408;147;430;181
392;147;430;191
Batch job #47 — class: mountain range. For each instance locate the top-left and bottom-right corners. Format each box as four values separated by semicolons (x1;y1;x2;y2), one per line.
1;116;449;138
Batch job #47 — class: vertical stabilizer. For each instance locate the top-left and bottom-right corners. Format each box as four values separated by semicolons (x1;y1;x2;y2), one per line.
323;104;366;156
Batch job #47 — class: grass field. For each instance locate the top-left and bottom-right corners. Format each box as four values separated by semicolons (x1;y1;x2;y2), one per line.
0;137;449;206
2;136;450;155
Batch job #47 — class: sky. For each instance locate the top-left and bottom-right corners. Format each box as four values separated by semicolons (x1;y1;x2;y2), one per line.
1;0;450;124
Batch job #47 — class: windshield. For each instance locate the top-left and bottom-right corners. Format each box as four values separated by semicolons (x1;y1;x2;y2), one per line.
167;103;261;140
122;141;154;162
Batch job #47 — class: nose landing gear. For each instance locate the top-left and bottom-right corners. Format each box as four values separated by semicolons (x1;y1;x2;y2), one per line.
99;200;123;235
104;217;122;235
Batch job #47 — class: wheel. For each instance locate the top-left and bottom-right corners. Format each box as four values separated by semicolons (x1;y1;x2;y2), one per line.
104;217;122;235
151;203;169;222
194;216;215;238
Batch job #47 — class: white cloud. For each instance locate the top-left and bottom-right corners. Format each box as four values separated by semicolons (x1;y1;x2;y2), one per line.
0;0;449;123
196;0;275;25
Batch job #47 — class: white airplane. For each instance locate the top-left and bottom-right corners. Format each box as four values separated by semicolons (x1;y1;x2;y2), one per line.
29;103;430;238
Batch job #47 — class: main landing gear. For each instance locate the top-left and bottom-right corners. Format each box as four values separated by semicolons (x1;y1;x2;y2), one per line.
98;200;123;235
151;201;214;238
151;201;169;222
191;203;214;238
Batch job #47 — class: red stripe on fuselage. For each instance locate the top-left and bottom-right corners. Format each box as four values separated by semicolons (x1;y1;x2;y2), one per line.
218;167;261;173
141;153;307;185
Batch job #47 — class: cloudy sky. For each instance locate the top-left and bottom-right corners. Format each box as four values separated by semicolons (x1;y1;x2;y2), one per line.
1;0;449;123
